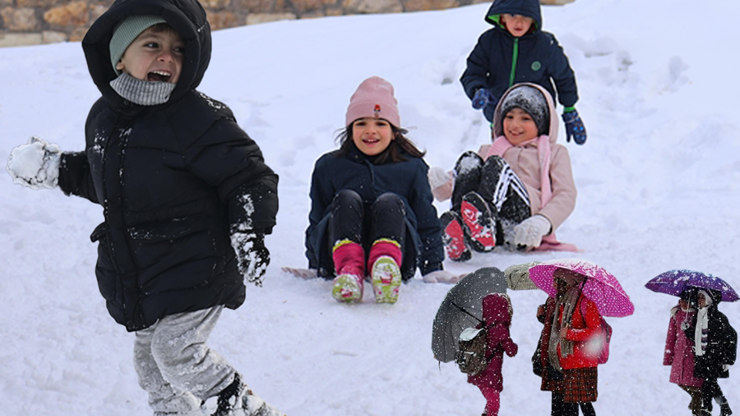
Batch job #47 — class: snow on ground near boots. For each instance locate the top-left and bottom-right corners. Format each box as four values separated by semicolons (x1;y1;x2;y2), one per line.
1;0;739;415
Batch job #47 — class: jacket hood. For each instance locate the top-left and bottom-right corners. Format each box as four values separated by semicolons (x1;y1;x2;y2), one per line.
482;293;513;325
492;82;559;146
485;0;542;31
82;0;211;106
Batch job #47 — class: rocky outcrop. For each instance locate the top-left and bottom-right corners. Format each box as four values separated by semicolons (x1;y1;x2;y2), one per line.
0;0;573;47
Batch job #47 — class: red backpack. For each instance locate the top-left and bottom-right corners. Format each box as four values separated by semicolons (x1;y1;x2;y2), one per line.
578;297;612;364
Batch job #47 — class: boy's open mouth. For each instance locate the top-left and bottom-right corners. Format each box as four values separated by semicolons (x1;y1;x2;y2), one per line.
148;70;172;83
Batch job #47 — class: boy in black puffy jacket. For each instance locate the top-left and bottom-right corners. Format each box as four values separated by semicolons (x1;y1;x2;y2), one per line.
6;0;282;415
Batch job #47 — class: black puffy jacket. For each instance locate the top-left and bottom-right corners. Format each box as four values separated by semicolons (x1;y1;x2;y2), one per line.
58;0;278;332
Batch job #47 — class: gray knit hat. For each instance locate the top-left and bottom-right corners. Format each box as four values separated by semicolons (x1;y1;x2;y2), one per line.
500;85;550;135
109;15;167;73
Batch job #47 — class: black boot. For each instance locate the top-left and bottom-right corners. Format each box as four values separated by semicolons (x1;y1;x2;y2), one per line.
214;373;244;416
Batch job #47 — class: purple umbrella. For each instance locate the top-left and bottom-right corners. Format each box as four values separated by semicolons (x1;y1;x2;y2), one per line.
529;259;634;317
645;269;739;302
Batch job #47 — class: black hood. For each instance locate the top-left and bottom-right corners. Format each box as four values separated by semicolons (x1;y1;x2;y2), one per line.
485;0;543;31
82;0;211;106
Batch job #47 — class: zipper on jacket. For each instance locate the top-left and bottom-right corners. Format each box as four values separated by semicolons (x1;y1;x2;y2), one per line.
509;37;519;87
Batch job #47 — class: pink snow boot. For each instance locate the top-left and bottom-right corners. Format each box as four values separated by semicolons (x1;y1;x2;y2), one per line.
368;239;403;304
332;239;365;303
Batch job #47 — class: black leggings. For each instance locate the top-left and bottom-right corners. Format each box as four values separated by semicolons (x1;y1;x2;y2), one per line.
552;393;596;416
701;379;724;412
451;151;530;243
328;189;406;261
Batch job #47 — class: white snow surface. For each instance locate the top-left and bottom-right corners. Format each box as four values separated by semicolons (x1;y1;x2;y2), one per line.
1;1;739;415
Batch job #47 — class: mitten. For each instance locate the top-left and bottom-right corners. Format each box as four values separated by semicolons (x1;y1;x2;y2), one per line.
504;261;541;290
472;88;495;110
562;110;587;145
7;137;61;189
513;215;551;250
230;232;270;285
428;166;453;202
422;270;461;284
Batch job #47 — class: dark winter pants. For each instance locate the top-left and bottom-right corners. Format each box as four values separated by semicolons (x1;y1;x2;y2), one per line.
701;378;726;412
679;385;703;414
328;189;406;269
134;306;234;415
451;151;530;245
551;393;596;416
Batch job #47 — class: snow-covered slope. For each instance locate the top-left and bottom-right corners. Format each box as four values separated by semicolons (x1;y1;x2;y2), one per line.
1;0;738;414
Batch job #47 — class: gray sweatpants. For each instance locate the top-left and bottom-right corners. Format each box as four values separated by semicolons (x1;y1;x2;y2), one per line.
134;306;235;415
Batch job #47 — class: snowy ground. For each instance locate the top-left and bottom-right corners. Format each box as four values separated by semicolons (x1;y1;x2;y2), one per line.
1;0;739;415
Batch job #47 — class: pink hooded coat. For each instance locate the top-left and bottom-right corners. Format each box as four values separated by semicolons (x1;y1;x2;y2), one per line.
664;303;704;387
481;83;577;232
433;84;577;246
467;294;518;391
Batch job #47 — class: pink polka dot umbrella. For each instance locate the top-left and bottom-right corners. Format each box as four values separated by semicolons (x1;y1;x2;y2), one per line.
529;258;635;317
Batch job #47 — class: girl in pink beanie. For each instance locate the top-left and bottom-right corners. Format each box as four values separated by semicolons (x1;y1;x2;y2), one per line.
304;76;453;303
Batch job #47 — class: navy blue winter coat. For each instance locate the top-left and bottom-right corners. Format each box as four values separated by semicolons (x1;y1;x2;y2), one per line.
460;0;578;122
58;0;278;332
305;145;444;280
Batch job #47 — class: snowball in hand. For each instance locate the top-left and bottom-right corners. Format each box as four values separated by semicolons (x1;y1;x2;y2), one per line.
6;137;61;189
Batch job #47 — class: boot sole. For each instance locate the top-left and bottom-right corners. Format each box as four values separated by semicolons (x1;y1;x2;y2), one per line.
441;211;471;261
332;274;363;303
460;193;495;252
371;256;402;304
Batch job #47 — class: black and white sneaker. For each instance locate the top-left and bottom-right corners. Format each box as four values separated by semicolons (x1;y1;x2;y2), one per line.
213;373;283;416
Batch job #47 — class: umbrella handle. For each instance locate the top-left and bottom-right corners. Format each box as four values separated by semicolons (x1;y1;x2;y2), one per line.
450;300;484;324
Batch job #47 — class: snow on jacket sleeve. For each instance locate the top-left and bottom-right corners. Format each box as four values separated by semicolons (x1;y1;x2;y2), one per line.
58;151;99;204
407;159;444;275
182;117;278;234
537;144;576;232
545;32;579;108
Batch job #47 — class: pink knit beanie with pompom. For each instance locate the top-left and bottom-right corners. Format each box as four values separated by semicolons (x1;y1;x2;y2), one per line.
345;76;401;128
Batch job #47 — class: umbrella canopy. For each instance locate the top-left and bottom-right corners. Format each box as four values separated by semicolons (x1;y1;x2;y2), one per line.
529;258;634;318
432;267;507;362
504;261;541;290
645;270;739;302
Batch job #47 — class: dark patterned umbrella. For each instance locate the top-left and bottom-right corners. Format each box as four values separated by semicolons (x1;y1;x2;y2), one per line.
431;267;507;362
645;270;739;302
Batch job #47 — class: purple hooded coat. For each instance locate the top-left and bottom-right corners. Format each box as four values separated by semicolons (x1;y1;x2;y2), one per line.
664;302;704;387
467;294;519;391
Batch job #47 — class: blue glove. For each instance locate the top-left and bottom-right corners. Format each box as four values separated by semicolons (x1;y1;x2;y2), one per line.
472;88;495;110
562;110;587;145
